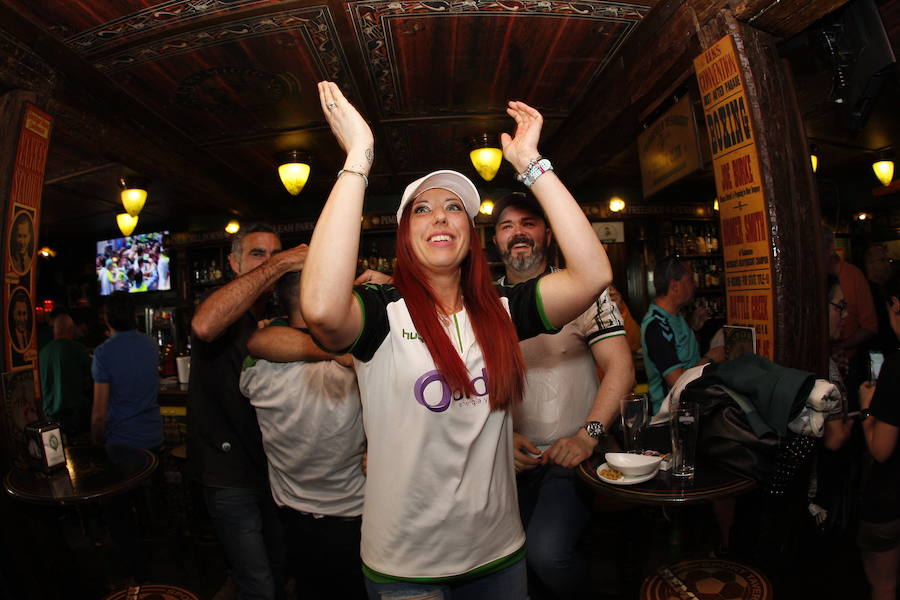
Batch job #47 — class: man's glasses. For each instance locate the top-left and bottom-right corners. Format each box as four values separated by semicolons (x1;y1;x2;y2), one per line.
829;300;848;314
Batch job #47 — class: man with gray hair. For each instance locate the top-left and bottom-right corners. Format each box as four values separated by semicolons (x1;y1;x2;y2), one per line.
188;223;308;600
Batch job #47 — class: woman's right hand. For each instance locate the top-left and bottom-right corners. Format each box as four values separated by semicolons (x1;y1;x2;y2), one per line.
318;81;374;167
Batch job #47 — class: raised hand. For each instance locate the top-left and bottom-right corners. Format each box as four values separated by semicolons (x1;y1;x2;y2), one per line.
500;100;543;173
318;81;374;169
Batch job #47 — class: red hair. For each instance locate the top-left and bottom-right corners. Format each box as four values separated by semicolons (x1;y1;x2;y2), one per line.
393;205;526;411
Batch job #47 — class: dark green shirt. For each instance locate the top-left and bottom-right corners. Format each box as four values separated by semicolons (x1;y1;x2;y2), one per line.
39;338;92;432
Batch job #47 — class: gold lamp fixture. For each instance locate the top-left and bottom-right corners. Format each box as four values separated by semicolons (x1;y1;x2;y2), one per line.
608;196;626;213
117;213;138;236
872;152;894;187
809;144;819;173
119;175;149;216
225;219;241;234
278;150;311;196
479;199;495;215
469;134;503;182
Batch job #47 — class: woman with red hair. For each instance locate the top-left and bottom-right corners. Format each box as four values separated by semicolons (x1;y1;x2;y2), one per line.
301;81;611;599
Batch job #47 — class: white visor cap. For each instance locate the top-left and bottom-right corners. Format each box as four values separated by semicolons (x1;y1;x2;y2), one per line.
396;170;481;223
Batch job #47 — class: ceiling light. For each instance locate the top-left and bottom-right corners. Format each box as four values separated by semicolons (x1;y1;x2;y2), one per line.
809;144;819;173
117;213;138;236
469;134;502;182
38;246;56;258
118;175;148;216
225;219;240;234
872;156;894;187
713;197;720;211
479;200;494;215
608;196;626;212
854;212;873;221
278;150;311;196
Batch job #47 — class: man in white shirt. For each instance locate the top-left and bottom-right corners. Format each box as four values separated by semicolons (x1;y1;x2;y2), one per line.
493;193;634;599
241;271;366;599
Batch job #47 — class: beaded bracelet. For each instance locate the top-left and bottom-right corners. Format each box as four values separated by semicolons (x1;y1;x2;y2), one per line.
337;168;369;188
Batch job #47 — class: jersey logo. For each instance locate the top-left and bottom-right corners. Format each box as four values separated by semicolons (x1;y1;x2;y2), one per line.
414;368;488;412
402;328;425;342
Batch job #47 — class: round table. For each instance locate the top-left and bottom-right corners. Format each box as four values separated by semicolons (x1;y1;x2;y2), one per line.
577;452;757;505
4;445;158;505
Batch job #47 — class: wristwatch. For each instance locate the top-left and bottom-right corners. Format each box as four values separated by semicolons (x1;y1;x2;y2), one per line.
584;421;606;440
858;409;872;421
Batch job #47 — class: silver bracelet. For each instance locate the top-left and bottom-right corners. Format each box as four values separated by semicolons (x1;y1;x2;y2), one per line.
516;157;553;187
337;168;369;188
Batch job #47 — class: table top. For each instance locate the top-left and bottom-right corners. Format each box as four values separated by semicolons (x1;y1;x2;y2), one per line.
577;452;756;505
4;445;158;506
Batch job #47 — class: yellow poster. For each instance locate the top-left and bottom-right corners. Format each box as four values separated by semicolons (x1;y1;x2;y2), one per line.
694;36;774;359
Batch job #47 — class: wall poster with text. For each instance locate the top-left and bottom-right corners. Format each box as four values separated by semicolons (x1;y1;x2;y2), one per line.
694;35;775;359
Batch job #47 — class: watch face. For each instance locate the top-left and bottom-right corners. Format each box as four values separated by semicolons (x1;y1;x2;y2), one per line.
586;422;604;439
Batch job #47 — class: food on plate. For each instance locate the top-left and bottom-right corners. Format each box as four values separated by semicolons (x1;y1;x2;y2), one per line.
599;467;623;480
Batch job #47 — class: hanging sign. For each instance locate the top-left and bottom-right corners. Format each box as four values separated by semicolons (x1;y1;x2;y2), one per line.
637;95;703;197
694;35;774;359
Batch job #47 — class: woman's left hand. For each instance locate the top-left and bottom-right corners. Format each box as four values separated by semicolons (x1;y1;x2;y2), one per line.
500;100;543;173
318;81;374;163
859;381;876;410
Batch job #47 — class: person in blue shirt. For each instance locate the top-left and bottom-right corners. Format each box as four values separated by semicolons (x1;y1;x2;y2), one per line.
91;291;162;448
90;291;162;583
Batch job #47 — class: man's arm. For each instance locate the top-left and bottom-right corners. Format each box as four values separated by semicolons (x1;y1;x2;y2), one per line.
543;335;634;468
91;383;109;446
247;326;342;363
191;244;308;342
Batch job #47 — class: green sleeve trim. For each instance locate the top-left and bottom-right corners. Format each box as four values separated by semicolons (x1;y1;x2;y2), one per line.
534;278;556;332
241;355;258;371
362;544;525;584
346;290;367;353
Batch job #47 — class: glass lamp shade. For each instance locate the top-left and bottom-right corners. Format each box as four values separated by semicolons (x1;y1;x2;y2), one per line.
810;154;818;173
225;219;240;234
479;200;494;215
872;160;894;186
609;197;626;212
117;213;138;236
120;188;147;216
470;147;503;182
278;162;311;195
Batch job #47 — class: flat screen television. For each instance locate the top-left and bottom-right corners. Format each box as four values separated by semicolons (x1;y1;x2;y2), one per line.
96;231;171;295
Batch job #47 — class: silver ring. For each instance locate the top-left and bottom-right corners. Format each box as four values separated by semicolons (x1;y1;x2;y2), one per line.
327;101;337;110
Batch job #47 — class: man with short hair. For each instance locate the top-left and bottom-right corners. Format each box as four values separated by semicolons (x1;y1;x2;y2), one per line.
11;216;33;273
641;256;722;414
493;193;634;600
188;223;308;600
39;314;92;438
241;271;366;599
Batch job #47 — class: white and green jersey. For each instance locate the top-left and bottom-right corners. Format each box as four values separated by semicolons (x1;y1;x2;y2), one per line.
349;279;554;582
498;272;625;447
240;349;365;517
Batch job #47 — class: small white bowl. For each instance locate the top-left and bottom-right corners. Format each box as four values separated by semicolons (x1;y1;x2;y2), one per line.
604;452;663;477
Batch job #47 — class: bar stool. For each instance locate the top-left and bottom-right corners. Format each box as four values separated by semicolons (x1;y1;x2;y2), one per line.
103;583;200;599
640;558;773;600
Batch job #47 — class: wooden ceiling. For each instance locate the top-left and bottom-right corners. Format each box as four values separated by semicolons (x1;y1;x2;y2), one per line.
2;0;656;240
0;0;897;242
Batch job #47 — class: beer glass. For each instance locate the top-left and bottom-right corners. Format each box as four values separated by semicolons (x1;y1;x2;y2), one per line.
670;401;700;478
620;393;649;453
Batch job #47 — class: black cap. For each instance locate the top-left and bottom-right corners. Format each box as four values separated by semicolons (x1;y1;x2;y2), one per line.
491;192;546;227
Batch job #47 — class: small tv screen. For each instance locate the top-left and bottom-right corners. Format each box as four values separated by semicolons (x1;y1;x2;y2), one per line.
96;231;171;295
